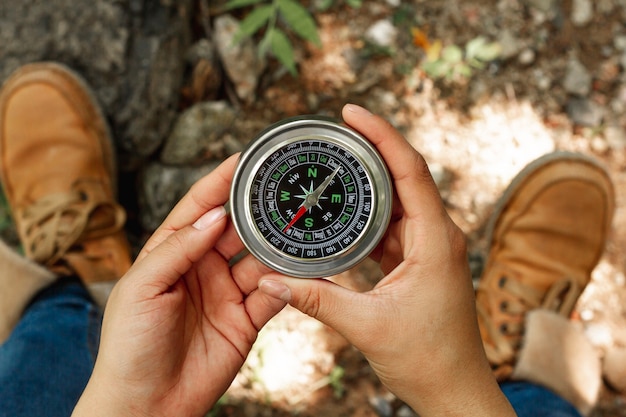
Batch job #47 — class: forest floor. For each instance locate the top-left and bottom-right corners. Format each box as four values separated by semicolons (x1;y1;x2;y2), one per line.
2;0;626;416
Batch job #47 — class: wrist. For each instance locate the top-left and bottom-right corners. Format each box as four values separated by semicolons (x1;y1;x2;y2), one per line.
72;377;152;417
402;359;516;417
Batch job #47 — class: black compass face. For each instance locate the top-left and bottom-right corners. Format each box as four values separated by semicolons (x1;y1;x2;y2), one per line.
250;140;373;260
230;116;392;278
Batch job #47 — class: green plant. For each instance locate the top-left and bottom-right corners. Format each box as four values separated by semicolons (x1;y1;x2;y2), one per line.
316;0;362;11
421;36;501;83
225;0;322;75
327;365;345;398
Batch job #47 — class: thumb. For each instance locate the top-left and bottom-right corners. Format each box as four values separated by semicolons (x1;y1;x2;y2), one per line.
258;275;371;337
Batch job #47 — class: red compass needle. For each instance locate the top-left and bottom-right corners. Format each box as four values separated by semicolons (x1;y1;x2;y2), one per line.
283;205;307;232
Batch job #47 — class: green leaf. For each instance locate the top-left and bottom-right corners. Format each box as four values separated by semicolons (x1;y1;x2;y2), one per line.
224;0;264;11
259;30;273;57
276;0;321;46
421;60;450;79
233;5;274;43
465;36;501;62
346;0;363;8
467;57;486;70
455;63;473;78
270;28;297;75
315;0;333;11
441;45;463;63
474;42;501;62
465;36;487;60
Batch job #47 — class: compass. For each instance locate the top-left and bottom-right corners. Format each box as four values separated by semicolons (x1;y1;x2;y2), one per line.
230;116;393;278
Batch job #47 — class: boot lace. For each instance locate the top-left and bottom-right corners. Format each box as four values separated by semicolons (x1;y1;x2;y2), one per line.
477;272;582;368
17;179;126;266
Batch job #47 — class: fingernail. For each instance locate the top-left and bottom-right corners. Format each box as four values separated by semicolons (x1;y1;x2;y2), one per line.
344;103;372;116
192;206;226;230
259;280;292;302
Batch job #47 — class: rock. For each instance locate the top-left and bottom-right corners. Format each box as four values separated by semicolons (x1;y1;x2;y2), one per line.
396;405;418;417
614;35;626;51
597;0;615;14
186;39;223;102
571;0;593;26
563;58;592;96
161;101;237;165
497;29;522;60
364;19;398;48
518;48;536;65
525;0;559;13
370;395;393;417
533;68;552;90
566;98;606;127
0;0;192;163
214;14;266;103
138;161;221;231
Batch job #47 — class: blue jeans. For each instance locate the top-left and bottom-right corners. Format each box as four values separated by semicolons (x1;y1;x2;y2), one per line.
0;278;101;417
0;280;582;417
501;381;582;417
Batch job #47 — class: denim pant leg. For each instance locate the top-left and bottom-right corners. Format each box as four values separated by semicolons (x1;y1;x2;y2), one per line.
501;380;583;417
0;278;101;417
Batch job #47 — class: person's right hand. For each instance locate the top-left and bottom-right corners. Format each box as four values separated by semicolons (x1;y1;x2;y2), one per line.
259;104;516;416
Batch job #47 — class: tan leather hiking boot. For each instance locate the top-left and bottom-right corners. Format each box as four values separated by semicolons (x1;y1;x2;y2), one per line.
475;152;614;381
0;62;132;304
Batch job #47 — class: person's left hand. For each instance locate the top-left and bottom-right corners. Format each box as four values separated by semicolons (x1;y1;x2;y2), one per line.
73;154;287;417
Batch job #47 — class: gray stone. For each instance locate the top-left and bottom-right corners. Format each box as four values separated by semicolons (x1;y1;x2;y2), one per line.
161;101;237;165
597;0;615;14
370;395;393;417
563;58;592;96
395;405;418;417
186;38;223;102
138;161;221;231
0;0;193;164
518;48;536;65
571;0;593;26
214;14;266;103
497;29;522;60
616;35;626;51
525;0;559;13
364;19;398;48
566;98;606;127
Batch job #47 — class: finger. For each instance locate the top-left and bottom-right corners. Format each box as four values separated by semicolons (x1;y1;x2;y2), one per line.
258;275;373;340
138;154;240;260
231;253;275;295
214;219;246;260
243;288;288;330
128;206;227;292
342;104;444;220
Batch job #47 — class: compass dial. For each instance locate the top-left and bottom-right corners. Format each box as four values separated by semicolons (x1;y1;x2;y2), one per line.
231;117;392;278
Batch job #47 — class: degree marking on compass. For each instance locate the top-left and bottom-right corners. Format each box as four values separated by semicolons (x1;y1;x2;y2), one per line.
251;140;375;254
